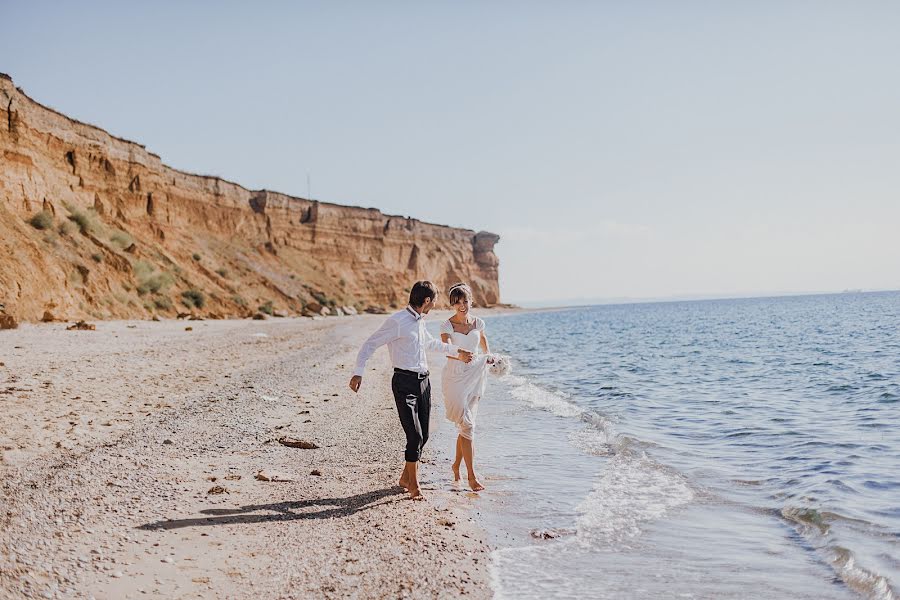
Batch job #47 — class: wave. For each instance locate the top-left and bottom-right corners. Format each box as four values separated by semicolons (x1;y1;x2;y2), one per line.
575;453;694;544
506;375;584;418
781;506;897;600
504;372;694;545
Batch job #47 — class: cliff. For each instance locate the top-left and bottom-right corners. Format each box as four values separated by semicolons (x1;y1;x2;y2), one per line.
0;74;500;322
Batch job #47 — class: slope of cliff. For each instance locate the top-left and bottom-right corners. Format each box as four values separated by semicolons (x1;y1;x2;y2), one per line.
0;74;500;322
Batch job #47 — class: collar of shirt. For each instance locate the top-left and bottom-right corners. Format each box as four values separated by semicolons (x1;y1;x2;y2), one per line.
405;305;422;321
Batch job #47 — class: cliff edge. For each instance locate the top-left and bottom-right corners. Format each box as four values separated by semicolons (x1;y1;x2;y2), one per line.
0;75;500;322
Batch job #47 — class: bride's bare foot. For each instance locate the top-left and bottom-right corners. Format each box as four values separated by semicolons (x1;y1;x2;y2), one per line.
408;486;425;501
452;464;461;482
468;477;485;492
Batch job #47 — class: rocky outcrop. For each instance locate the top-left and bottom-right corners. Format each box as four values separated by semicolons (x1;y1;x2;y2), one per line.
0;74;500;322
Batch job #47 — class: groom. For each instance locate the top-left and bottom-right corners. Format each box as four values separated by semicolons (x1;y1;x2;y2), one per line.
349;281;473;500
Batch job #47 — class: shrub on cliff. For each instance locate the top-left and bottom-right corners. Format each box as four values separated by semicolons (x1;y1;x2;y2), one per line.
310;290;337;308
181;289;206;309
137;274;173;295
259;301;274;315
68;210;96;234
28;211;54;230
110;230;133;248
154;296;173;310
58;220;77;236
133;260;173;295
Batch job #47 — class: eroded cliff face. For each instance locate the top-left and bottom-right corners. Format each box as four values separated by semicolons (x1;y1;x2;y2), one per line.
0;74;500;322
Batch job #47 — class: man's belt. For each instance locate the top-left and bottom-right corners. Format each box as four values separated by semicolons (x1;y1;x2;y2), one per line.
394;368;429;380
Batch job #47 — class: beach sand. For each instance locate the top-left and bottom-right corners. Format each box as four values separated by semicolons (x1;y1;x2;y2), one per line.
0;315;493;599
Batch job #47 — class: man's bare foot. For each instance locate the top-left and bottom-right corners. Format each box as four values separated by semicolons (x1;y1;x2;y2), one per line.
408;487;425;501
468;477;485;492
452;464;461;482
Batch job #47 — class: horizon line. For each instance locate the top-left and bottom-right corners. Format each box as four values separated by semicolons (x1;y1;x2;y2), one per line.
509;288;899;310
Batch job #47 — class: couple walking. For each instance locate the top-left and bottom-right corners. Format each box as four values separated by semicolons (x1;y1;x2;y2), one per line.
348;280;492;500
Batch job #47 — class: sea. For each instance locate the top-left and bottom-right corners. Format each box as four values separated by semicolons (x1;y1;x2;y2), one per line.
448;291;900;599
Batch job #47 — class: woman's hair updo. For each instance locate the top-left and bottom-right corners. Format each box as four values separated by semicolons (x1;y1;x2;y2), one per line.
448;282;474;305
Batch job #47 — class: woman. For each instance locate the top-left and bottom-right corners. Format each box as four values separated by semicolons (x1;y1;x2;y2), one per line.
440;282;492;491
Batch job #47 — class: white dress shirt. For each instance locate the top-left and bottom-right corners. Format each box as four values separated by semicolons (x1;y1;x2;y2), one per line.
353;306;459;377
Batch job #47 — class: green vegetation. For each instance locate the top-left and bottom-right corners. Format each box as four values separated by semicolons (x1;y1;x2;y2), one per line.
154;296;173;310
192;253;202;261
215;268;229;278
28;211;54;230
91;253;103;263
231;295;247;307
311;290;338;308
181;289;206;309
109;230;133;248
133;260;174;296
57;220;76;236
259;300;274;315
67;209;96;234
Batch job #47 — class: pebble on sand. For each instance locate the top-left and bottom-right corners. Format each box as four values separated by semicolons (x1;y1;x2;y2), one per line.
277;437;318;449
255;470;293;482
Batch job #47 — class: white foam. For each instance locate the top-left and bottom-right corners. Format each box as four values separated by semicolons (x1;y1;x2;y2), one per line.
507;376;583;418
569;427;614;456
575;453;694;544
832;551;896;600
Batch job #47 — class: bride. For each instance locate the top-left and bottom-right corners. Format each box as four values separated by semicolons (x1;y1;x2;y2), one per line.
440;282;492;491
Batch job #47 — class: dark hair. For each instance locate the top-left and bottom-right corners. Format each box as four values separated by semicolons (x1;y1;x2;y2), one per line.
408;280;438;307
448;282;473;305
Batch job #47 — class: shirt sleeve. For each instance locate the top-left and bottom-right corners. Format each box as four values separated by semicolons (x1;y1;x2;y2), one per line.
352;317;400;377
423;325;458;356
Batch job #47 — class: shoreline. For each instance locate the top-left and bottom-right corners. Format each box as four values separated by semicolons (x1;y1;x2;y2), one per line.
0;314;495;598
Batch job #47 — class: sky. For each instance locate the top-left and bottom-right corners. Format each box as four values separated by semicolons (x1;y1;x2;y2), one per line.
3;1;899;305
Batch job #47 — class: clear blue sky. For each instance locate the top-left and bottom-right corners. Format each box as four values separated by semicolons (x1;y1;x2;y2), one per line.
3;1;899;304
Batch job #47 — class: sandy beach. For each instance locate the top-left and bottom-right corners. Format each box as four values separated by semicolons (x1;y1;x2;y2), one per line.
0;314;494;599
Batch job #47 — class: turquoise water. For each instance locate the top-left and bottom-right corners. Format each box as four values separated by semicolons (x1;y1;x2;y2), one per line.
468;292;899;599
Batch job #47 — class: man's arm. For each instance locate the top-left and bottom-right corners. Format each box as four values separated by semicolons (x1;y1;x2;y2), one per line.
424;327;472;362
352;317;399;378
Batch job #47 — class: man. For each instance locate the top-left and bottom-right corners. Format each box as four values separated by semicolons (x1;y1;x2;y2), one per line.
349;281;473;500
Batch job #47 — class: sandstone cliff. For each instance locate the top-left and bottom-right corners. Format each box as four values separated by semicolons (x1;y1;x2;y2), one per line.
0;74;500;322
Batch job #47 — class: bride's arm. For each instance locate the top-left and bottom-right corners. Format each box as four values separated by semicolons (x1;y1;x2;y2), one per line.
480;331;490;354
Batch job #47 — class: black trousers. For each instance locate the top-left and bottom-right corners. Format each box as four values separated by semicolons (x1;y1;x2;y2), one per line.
391;370;431;463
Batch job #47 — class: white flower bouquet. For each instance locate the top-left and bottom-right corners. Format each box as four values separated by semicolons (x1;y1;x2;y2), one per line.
487;353;512;377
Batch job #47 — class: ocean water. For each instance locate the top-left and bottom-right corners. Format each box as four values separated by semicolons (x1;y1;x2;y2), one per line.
468;292;900;600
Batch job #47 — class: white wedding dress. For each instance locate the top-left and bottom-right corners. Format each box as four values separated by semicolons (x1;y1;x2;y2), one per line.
441;317;490;440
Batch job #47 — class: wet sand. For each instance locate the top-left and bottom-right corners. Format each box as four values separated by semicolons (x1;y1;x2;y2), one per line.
0;315;493;599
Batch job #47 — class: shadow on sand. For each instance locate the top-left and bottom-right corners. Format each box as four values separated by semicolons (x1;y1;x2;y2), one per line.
137;486;404;531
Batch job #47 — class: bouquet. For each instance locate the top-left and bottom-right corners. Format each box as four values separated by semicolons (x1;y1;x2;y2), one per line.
487;353;512;377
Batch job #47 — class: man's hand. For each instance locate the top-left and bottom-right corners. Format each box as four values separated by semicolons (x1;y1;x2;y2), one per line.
457;349;473;363
349;375;362;393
